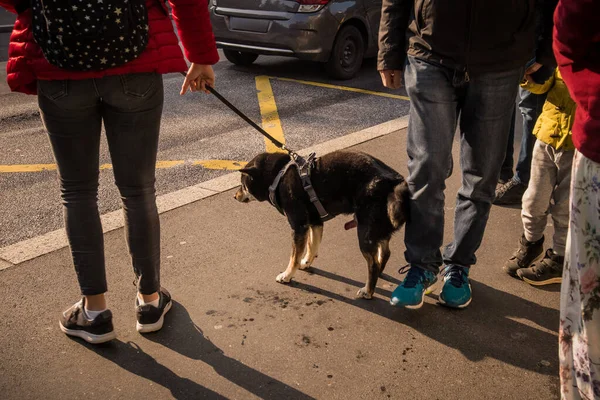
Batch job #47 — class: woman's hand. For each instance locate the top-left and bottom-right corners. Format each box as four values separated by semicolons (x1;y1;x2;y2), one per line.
180;63;215;95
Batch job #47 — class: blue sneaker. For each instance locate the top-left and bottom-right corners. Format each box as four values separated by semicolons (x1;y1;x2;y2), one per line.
390;265;438;309
439;265;472;308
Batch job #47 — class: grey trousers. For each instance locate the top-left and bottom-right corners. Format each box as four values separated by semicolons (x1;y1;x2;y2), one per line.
521;140;574;256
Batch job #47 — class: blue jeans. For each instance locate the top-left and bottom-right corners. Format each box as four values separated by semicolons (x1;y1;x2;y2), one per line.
502;87;546;185
403;56;522;272
38;73;164;295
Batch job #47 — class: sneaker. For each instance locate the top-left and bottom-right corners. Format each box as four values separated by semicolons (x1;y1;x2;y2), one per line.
503;234;544;277
494;178;527;205
517;249;564;286
390;265;438;309
136;287;172;333
439;265;472;308
59;298;116;344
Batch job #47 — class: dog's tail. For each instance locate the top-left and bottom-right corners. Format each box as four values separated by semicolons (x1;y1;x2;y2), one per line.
387;181;409;229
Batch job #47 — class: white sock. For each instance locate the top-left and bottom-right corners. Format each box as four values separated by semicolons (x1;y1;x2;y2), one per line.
84;306;106;320
138;293;159;308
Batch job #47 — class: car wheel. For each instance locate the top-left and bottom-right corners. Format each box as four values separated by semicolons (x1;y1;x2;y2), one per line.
325;25;365;80
223;50;259;66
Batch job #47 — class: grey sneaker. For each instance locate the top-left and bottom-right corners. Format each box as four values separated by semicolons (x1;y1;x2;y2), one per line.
517;249;564;286
494;178;527;205
504;235;544;277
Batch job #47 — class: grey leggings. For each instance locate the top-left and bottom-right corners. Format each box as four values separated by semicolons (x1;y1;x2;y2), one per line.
38;73;164;295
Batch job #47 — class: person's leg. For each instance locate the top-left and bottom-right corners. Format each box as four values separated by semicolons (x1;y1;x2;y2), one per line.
514;87;546;184
516;144;567;286
38;79;107;298
503;141;553;278
559;152;600;400
494;88;547;205
440;66;522;308
39;79;116;343
500;105;517;183
521;141;555;244
391;56;458;308
549;149;574;257
98;73;164;300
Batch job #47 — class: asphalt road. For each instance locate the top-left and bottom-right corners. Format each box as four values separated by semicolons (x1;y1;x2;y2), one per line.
0;129;560;399
0;53;410;248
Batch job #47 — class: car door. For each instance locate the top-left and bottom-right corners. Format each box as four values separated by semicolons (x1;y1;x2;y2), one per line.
360;0;382;56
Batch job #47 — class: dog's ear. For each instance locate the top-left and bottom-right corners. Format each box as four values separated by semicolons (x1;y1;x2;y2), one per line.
239;166;258;177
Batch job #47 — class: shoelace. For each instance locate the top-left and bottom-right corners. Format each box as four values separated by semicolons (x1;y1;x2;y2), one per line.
398;265;425;288
442;265;466;288
496;178;519;197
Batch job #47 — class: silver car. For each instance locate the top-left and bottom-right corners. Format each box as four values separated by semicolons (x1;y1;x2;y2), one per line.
209;0;382;80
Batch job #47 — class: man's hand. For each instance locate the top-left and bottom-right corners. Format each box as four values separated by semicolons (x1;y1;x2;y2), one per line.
180;63;215;95
379;69;403;89
524;62;542;82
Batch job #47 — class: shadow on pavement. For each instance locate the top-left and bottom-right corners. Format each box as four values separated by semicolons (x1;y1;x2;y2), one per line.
83;302;315;399
292;267;559;377
82;339;226;399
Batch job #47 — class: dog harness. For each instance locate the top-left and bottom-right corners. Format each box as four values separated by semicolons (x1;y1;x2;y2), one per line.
268;153;331;221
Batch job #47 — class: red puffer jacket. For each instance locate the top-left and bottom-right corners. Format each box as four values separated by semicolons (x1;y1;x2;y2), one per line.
1;0;219;95
553;0;600;163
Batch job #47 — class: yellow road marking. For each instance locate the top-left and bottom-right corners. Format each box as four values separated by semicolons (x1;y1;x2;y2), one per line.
193;160;247;170
0;160;246;173
270;76;410;101
255;75;286;153
0;164;58;173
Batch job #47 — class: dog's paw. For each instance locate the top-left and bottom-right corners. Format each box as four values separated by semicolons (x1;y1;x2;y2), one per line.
300;259;311;270
356;287;373;299
276;272;292;284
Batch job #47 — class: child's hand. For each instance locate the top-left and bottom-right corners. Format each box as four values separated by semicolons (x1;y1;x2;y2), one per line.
181;64;215;95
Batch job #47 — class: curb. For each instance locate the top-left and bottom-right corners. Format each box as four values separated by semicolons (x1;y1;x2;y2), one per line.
0;116;409;269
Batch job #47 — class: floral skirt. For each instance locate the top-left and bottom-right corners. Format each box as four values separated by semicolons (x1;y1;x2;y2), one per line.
560;151;600;400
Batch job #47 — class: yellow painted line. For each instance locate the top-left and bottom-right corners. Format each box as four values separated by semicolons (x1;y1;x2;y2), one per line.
270;76;410;101
255;75;286;153
0;160;246;173
0;164;58;173
193;160;247;170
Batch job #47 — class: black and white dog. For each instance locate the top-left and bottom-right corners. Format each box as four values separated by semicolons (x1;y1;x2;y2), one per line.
235;150;409;299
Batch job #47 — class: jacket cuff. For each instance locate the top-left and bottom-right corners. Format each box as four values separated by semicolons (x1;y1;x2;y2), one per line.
377;50;405;71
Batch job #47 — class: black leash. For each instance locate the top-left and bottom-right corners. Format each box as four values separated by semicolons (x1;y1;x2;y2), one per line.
181;71;331;220
180;71;294;155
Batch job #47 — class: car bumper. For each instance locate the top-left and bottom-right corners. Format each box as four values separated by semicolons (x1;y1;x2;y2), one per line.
210;7;339;62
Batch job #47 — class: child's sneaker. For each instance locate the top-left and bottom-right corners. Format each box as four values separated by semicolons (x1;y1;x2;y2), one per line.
503;234;544;277
517;249;564;286
136;287;172;333
59;298;116;344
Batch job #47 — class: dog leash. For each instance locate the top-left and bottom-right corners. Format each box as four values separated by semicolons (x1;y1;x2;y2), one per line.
179;71;295;156
181;71;331;220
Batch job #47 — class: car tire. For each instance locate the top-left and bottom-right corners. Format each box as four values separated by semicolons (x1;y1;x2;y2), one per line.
223;50;259;66
325;25;365;80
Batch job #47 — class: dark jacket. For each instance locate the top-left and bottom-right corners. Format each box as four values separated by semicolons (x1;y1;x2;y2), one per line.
378;0;557;75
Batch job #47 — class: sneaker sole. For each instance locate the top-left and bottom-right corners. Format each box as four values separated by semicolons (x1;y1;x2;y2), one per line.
136;300;172;333
59;323;116;344
438;282;472;309
390;282;438;310
520;276;562;286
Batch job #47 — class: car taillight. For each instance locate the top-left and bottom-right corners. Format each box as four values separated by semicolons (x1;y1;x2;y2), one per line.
296;0;330;13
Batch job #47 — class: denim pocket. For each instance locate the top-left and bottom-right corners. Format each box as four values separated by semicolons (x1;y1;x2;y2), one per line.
38;80;68;100
119;73;159;98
